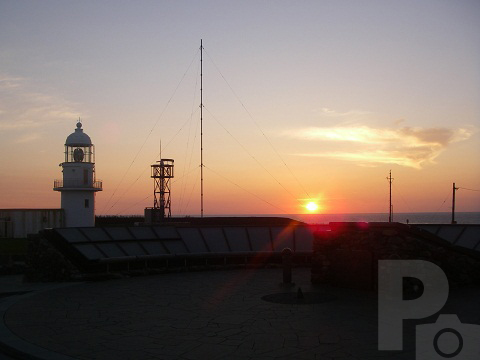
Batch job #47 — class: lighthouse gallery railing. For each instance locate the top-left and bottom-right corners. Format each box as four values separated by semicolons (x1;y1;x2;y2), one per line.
53;179;103;190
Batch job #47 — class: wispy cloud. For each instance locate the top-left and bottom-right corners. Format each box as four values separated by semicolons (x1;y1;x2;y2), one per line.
289;125;473;169
318;107;371;119
0;75;79;134
14;132;43;144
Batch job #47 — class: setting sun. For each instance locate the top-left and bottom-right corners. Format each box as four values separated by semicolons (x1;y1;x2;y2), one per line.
305;201;319;212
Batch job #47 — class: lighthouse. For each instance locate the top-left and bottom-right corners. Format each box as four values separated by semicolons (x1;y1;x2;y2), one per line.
54;121;102;227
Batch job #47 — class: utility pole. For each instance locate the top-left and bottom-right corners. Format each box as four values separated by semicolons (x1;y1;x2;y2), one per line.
387;170;394;222
451;182;458;224
200;39;204;218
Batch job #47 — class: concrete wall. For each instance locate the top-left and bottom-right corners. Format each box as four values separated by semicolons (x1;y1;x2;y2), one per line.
311;222;480;290
0;209;64;238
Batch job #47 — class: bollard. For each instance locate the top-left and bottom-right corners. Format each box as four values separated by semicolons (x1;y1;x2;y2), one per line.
282;247;293;284
297;287;304;300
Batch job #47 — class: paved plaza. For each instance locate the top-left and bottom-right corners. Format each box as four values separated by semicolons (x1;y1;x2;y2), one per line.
1;268;479;359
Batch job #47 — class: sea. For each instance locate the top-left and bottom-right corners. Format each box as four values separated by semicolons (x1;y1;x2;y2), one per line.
224;212;480;225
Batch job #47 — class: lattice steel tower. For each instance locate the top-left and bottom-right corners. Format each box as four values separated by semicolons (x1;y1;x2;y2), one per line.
151;159;174;221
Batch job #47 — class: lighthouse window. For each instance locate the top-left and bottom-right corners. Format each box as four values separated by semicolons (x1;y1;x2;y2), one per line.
85;199;89;208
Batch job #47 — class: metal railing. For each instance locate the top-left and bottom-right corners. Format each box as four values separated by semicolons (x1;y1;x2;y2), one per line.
53;179;103;190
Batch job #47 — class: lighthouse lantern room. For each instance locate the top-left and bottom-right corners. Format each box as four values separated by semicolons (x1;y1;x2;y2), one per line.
54;121;102;227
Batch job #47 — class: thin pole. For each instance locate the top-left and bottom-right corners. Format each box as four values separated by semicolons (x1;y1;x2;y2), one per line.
387;170;393;222
451;182;458;224
160;139;163;219
200;39;204;218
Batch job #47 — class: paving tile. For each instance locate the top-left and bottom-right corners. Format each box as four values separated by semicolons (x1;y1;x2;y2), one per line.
297;335;320;348
213;313;250;325
2;268;480;360
252;334;285;354
154;341;203;358
318;333;341;344
182;343;237;360
323;349;354;358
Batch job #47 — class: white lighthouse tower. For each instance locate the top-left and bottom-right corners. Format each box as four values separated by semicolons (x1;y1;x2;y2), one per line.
54;121;102;227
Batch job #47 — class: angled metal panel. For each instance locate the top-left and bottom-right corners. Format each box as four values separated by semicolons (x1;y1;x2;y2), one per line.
153;226;181;240
271;226;295;252
140;241;169;255
437;226;466;244
104;227;133;241
162;240;189;254
178;228;209;253
74;244;105;260
455;226;480;250
201;228;229;253
129;226;157;240
118;242;147;256
81;227;111;241
56;228;89;243
224;227;251;252
96;243;125;258
247;227;272;252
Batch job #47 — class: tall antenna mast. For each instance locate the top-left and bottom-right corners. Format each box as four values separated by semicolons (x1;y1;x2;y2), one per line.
200;39;204;218
387;170;394;222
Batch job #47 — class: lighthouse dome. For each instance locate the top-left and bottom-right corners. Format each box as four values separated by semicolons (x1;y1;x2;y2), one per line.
65;122;92;146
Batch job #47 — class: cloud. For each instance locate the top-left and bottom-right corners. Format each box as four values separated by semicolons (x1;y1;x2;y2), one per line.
0;75;79;132
289;125;474;169
14;132;43;144
316;107;372;121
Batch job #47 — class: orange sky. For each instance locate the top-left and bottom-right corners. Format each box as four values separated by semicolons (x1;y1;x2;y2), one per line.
1;1;479;216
